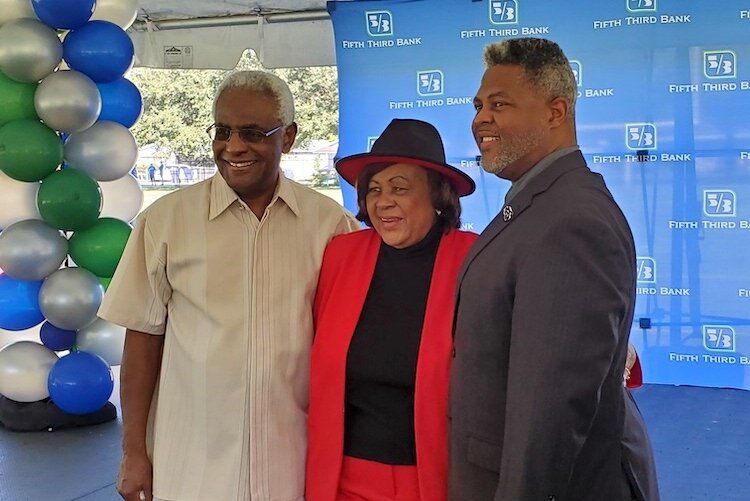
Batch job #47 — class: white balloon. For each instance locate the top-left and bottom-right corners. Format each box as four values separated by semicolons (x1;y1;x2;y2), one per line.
0;340;58;402
39;267;104;330
90;0;138;30
0;18;62;83
76;317;126;366
35;70;101;133
0;0;36;28
0;219;68;280
99;173;144;222
0;171;40;230
64;121;138;182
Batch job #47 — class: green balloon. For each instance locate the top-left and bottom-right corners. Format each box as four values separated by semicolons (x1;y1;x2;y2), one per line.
0;72;38;127
37;169;101;231
0;119;63;182
69;217;132;278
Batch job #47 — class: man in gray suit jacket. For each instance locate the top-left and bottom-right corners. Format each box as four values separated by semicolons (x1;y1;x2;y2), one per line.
449;38;660;501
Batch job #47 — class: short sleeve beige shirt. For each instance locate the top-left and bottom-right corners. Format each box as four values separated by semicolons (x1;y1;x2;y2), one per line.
99;173;358;501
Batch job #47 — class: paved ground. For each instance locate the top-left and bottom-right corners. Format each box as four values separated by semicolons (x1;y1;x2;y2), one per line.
2;384;750;500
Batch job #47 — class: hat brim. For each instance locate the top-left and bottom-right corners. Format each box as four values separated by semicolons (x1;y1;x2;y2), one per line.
335;153;475;197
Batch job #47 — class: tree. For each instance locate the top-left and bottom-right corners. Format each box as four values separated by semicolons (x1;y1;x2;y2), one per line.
128;68;223;164
128;52;339;164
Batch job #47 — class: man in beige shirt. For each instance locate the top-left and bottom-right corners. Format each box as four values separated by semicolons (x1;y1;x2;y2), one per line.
99;70;358;501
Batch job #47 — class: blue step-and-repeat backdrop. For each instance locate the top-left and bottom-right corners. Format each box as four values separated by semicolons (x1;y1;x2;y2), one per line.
327;0;750;389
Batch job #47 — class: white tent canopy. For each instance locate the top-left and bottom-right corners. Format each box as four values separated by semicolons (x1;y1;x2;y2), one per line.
129;1;335;69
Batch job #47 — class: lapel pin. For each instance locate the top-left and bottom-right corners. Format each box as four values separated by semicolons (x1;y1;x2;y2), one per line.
502;205;514;222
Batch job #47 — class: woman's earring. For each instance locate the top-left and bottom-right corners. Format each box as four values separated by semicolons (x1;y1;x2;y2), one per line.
435;209;442;216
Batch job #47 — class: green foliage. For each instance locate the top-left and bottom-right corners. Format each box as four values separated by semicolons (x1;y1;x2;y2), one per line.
128;52;339;164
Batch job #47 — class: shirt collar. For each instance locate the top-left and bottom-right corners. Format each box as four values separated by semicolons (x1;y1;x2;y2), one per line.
505;145;580;204
209;172;301;220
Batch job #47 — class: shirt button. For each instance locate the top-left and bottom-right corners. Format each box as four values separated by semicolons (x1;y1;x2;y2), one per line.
451;348;456;358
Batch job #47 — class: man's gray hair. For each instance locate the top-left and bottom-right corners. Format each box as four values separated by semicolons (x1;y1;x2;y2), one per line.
213;70;295;126
484;38;577;118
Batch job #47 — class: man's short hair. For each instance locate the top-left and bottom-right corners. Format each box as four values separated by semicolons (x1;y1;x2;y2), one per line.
213;70;295;126
484;37;577;117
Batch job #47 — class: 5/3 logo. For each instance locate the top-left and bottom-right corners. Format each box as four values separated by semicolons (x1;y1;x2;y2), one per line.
417;70;443;96
703;190;736;217
569;60;582;87
625;123;657;150
365;10;393;36
626;0;656;12
703;325;735;352
636;257;656;283
704;51;736;79
489;1;518;25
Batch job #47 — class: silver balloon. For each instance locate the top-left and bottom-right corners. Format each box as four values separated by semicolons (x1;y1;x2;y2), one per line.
64;121;138;182
0;340;58;402
90;0;139;30
0;19;62;83
0;219;67;280
0;0;36;28
76;317;125;366
0;171;40;230
35;70;101;133
99;173;144;222
39;267;104;330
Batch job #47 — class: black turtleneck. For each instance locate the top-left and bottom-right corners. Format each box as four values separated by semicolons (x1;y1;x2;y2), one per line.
344;224;443;465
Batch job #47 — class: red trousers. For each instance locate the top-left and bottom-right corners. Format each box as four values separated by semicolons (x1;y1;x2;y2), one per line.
336;456;421;501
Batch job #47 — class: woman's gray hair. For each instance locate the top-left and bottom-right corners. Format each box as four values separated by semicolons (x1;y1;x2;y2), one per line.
484;37;577;119
213;70;295;126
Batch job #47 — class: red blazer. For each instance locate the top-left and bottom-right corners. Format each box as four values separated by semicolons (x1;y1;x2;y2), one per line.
306;228;478;501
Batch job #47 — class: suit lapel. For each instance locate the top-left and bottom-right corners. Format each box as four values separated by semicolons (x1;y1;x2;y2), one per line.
456;150;588;288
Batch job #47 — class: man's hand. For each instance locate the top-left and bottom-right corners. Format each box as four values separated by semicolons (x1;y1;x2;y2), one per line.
117;452;153;501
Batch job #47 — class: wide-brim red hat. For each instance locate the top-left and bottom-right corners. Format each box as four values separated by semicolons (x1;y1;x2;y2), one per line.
335;119;475;197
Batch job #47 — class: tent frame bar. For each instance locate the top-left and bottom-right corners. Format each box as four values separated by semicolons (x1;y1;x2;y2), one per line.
130;10;330;31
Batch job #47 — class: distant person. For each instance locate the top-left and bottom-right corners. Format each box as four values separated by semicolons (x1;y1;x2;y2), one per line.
307;119;477;501
147;163;156;185
100;70;359;501
182;165;194;183
158;161;164;185
449;37;660;501
170;165;180;185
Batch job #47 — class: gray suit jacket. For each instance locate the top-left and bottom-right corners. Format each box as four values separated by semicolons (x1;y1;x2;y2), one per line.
449;151;659;501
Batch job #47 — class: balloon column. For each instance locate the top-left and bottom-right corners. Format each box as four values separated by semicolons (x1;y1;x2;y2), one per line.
0;0;141;421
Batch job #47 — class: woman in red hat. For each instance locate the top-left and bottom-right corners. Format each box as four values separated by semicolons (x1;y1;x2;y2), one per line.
306;119;477;501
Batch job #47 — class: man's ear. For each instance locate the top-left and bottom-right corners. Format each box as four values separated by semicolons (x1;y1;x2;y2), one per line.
548;97;570;128
282;122;298;153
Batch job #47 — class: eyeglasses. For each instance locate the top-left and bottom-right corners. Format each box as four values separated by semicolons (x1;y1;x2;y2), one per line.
206;124;283;143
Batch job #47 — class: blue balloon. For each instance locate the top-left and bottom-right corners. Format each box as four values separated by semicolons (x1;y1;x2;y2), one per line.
32;0;95;30
96;78;143;128
63;21;135;83
48;351;114;415
0;273;44;331
40;321;77;351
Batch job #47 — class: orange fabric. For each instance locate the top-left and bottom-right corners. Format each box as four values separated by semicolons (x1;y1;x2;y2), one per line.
337;456;420;501
307;229;477;501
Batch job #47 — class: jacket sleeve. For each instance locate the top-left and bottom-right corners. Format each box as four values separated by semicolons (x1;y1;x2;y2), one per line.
494;213;633;500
